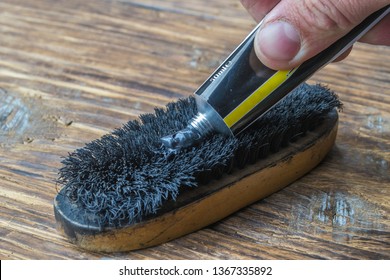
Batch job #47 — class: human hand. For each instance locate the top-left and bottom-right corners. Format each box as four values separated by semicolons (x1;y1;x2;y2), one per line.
240;0;390;70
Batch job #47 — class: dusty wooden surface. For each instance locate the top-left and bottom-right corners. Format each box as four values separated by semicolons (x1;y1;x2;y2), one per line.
0;0;389;259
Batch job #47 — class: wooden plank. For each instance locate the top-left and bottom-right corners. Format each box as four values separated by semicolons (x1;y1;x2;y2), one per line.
0;0;389;259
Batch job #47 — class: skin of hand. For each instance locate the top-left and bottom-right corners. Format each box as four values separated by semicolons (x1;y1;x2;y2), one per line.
240;0;390;70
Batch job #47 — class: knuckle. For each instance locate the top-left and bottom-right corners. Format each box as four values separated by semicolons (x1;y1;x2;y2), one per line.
296;0;359;32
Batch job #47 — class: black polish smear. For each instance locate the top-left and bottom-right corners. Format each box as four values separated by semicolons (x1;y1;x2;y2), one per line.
161;126;203;150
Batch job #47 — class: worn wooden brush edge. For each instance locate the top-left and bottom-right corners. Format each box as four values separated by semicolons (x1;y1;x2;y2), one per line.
54;110;338;252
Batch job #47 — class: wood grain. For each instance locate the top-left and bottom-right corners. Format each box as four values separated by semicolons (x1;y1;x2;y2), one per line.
0;0;389;259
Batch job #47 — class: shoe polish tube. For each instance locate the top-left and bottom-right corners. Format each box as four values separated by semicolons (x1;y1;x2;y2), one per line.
161;5;390;149
193;5;390;137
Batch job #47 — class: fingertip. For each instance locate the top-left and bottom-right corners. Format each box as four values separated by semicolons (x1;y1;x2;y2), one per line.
254;21;301;70
332;46;353;63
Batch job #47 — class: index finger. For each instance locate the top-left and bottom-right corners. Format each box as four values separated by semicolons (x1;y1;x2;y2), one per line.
240;0;281;22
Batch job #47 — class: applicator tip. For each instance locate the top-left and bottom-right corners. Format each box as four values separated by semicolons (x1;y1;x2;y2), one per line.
161;126;203;150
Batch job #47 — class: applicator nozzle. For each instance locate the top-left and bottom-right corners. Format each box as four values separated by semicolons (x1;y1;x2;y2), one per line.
161;113;214;149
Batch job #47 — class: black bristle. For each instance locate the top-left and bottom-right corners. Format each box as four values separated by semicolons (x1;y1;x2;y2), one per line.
57;83;342;227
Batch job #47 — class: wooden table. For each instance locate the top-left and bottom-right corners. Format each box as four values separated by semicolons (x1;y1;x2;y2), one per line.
0;0;389;259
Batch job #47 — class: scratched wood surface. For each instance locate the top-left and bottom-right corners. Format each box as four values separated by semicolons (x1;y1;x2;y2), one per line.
0;0;389;259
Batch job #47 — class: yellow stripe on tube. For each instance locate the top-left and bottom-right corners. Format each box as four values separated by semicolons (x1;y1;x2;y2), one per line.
223;67;299;128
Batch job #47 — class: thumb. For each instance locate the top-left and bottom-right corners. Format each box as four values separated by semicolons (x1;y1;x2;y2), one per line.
254;0;390;70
